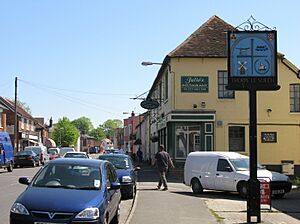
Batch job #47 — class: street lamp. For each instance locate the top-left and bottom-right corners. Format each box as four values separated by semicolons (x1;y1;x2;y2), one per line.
141;61;163;66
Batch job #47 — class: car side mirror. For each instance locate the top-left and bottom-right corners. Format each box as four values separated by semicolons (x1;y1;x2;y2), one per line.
135;166;141;171
225;166;233;172
110;182;121;190
19;177;30;185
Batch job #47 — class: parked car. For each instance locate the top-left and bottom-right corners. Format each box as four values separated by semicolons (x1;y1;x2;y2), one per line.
24;146;49;165
98;153;140;199
0;132;14;172
104;148;120;154
10;158;121;224
88;146;99;154
59;147;75;157
184;151;292;198
48;147;60;155
49;151;60;160
63;151;90;159
14;150;40;168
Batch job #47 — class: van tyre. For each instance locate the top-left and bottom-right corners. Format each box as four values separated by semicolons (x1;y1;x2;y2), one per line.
237;182;248;198
191;178;203;194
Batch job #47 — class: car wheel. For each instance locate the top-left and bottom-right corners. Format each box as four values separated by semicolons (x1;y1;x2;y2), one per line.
238;181;248;198
7;162;13;172
111;203;120;224
191;178;203;194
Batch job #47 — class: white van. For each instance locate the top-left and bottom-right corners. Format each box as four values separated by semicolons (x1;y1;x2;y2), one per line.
184;151;292;198
24;145;49;165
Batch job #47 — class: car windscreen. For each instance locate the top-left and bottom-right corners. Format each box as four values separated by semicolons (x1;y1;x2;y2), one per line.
59;148;74;156
25;147;41;155
32;164;102;190
64;153;87;158
230;158;265;171
16;151;34;156
99;156;133;169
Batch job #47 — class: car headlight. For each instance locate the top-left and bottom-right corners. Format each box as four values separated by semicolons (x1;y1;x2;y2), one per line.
10;203;29;215
122;176;132;183
75;208;99;219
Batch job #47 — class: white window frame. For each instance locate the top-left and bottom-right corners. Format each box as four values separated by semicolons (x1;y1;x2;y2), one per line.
21;118;25;129
26;119;30;130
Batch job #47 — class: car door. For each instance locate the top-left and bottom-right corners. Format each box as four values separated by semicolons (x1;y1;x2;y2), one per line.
107;164;120;217
214;159;236;191
105;164;119;222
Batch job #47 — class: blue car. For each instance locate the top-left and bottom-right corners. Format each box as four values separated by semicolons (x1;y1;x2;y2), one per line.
98;154;140;199
10;158;121;224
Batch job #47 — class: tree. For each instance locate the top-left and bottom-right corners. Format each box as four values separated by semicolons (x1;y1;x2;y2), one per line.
89;127;106;141
52;117;79;147
101;119;123;138
72;117;94;134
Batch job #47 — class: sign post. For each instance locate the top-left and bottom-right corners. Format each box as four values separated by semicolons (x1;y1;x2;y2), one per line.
227;16;280;223
260;179;271;211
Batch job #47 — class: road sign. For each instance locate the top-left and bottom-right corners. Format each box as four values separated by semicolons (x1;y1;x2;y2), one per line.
259;178;271;211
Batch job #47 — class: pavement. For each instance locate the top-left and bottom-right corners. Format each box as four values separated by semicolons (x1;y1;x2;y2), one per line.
126;162;300;224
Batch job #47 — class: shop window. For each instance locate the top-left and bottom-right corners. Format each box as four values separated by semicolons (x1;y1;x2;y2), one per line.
175;126;188;158
229;126;245;152
205;135;213;151
218;71;234;99
290;84;300;112
175;125;202;158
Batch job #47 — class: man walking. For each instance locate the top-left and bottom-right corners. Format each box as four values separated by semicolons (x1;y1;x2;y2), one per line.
154;144;175;191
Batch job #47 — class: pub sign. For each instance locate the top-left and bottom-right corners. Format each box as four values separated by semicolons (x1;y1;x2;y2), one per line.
181;76;209;93
227;31;279;90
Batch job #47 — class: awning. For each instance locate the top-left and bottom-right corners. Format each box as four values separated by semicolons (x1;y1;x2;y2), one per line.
45;138;57;148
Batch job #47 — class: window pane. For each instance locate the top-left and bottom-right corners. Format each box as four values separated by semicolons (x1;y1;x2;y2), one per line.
218;71;234;99
290;84;300;112
229;126;245;152
175;126;188;158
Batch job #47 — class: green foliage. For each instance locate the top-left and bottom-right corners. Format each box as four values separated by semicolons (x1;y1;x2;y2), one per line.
52;117;79;147
89;127;106;141
292;177;300;186
101;119;123;138
72;116;94;134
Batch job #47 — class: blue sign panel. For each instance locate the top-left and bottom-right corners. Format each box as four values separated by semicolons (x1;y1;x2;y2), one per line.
227;31;278;90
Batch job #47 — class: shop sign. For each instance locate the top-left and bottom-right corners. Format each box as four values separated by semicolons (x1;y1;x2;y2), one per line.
181;76;208;93
140;99;159;110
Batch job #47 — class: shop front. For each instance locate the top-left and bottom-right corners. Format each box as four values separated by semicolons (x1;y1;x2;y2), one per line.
164;112;215;166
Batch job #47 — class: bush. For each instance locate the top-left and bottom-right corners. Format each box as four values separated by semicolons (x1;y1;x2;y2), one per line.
292;177;300;186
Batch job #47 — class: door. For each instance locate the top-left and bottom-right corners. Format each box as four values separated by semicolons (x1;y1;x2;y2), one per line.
106;164;120;221
214;159;236;191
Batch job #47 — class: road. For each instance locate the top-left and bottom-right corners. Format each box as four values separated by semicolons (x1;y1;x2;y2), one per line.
0;164;133;224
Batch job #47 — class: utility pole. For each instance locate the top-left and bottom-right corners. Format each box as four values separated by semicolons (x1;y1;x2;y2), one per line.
14;77;19;153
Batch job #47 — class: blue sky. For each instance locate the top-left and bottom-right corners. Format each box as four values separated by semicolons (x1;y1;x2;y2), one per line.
1;0;299;127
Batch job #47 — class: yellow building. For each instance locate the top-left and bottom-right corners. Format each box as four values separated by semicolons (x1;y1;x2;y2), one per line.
146;15;300;176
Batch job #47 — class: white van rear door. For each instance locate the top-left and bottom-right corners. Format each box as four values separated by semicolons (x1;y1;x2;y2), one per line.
214;159;236;191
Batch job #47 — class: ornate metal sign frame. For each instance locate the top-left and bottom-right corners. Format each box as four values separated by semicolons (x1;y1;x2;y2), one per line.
227;17;279;91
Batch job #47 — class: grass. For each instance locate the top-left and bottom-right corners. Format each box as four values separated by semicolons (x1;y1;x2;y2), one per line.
209;209;225;223
291;177;300;187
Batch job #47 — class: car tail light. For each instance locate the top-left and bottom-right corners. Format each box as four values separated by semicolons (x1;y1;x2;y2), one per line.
28;156;33;160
